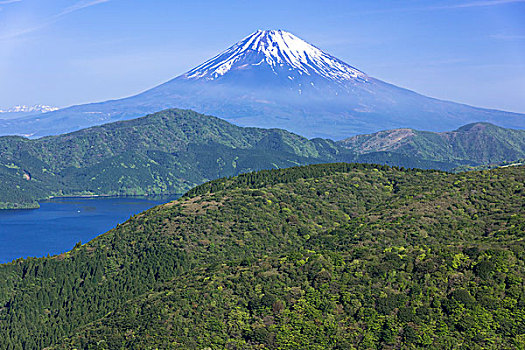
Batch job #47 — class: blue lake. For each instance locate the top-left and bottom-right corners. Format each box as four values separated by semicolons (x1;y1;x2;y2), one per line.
0;195;181;264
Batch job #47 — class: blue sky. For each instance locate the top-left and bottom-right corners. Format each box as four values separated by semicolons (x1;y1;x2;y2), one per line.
0;0;524;113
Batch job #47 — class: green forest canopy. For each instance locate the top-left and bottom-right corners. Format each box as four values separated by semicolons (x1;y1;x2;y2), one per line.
0;163;523;349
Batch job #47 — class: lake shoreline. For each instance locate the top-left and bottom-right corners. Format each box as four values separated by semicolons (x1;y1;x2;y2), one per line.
1;193;184;211
0;194;183;263
46;193;184;201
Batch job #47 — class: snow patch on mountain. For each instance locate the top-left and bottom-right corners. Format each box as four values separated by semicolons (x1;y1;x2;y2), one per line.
0;104;59;114
183;30;368;84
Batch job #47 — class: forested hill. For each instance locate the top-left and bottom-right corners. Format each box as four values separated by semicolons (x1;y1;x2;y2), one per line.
2;108;524;210
0;163;523;349
340;122;525;166
0;108;341;209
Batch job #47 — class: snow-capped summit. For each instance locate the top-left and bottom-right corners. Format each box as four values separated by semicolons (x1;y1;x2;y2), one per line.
183;30;367;84
1;30;523;139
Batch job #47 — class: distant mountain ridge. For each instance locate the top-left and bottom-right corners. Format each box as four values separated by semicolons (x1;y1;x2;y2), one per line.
340;122;525;166
0;104;58;114
0;108;524;209
0;104;59;121
0;30;523;138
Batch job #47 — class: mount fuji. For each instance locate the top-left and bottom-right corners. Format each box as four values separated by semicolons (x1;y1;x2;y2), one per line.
1;30;523;139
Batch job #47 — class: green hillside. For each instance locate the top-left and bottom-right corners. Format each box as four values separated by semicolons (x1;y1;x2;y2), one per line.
1;109;524;209
0;163;523;349
340;122;525;167
0;109;341;209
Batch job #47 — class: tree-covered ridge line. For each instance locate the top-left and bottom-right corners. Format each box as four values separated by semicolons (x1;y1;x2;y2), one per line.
0;163;523;349
1;108;524;209
183;162;441;198
339;122;525;166
0;108;338;209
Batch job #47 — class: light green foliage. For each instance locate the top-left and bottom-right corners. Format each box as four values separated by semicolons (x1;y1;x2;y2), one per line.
0;163;523;349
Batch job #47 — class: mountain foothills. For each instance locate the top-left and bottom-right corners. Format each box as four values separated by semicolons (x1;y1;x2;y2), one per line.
1;108;524;209
1;30;523;139
0;163;523;349
340;122;525;168
0;108;338;209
